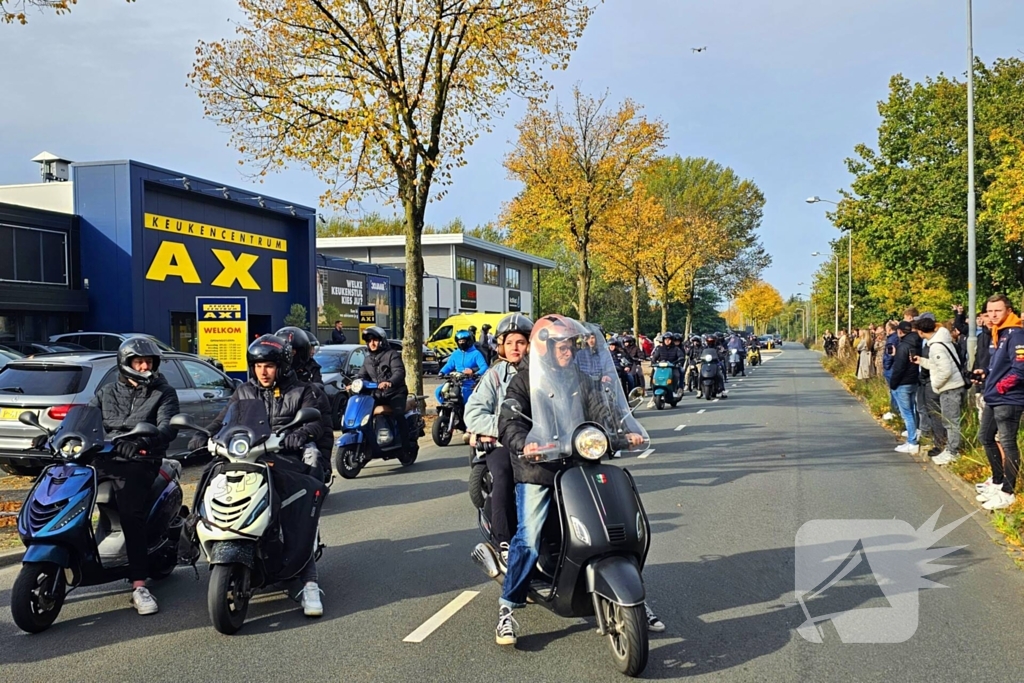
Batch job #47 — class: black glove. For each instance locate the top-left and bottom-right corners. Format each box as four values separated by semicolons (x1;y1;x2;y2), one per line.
114;439;142;459
30;434;48;451
282;431;307;451
188;432;208;451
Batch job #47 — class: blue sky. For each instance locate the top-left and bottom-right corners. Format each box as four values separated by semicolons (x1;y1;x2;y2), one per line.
2;0;1023;303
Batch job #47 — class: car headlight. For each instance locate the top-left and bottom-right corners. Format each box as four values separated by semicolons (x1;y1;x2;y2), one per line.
229;436;250;458
573;426;608;461
350;378;364;393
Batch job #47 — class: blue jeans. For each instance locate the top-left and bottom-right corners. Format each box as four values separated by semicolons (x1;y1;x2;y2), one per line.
500;483;551;609
892;385;918;445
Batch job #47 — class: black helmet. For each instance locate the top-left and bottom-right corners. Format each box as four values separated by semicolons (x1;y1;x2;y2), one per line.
496;313;533;344
118;336;163;386
247;334;291;375
305;330;321;353
362;326;387;344
276;326;312;364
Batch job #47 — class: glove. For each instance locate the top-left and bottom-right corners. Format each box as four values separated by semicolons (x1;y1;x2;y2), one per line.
114;439;142;459
188;432;208;451
282;431;307;451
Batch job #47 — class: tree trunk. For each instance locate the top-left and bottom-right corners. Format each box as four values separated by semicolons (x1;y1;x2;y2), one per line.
577;251;591;322
403;192;425;398
632;276;641;338
661;299;668;334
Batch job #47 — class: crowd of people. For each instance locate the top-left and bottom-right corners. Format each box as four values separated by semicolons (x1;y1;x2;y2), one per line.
822;297;1024;511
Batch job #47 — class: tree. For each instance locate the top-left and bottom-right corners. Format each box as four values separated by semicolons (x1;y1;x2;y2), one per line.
503;87;667;320
191;0;594;396
735;281;783;335
2;0;133;24
284;303;310;330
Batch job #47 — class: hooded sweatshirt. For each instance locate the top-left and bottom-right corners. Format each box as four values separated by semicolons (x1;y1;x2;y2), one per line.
983;312;1024;406
888;331;922;389
917;327;965;394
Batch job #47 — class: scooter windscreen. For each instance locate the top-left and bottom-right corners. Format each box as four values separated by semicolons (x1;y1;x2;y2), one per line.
214;399;272;450
50;405;106;457
525;317;648;461
576;323;619;383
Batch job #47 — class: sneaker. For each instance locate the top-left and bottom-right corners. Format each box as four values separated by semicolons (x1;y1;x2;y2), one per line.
932;451;957;466
645;603;665;633
498;542;509;574
976;484;1004;502
976;477;995;492
300;582;324;617
983;491;1016;511
882;412;894;421
647;399;655;408
495;606;518;645
131;587;159;615
894;443;919;454
926;447;942;458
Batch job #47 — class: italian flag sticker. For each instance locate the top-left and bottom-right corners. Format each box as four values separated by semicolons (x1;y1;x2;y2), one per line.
594;474;608;484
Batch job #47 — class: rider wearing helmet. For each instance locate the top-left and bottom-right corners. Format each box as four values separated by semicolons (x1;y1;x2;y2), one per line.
494;315;660;645
355;326;411;453
464;314;533;567
88;337;180;616
650;330;684;390
275;326;333;479
436;330;488;405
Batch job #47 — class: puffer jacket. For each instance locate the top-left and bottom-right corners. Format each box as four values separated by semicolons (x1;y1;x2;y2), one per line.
205;371;324;445
917;327;965;394
357;341;407;399
88;374;180;458
651;344;683;364
292;357;333;453
889;331;922;389
464;358;524;440
983;313;1024;407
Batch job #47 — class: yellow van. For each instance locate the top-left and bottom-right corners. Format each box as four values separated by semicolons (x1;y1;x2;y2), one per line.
427;312;508;357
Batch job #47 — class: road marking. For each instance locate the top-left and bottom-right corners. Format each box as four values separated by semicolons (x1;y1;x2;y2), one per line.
638;448;655;459
712;398;720;403
739;379;745;383
674;424;686;432
403;591;479;643
697;409;706;414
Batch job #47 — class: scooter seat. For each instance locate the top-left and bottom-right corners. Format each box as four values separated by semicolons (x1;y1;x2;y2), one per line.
373;405;393;416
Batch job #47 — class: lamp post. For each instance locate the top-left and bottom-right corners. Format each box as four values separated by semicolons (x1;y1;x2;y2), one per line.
966;0;978;366
807;197;850;334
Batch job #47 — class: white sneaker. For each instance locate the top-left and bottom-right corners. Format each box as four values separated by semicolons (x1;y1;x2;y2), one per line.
894;443;919;454
301;582;324;617
647;399;655;408
983;491;1016;511
931;451;956;466
976;484;1003;501
882;412;894;421
900;430;921;439
976;477;995;492
131;587;159;615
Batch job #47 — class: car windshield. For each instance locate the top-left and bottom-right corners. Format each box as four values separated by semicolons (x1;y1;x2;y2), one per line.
314;351;349;374
0;365;88;395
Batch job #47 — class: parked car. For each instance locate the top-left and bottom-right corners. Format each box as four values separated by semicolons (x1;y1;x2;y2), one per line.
390;340;440;376
758;335;775;350
0;347;25;362
50;332;225;370
0;351;240;476
2;341;88;356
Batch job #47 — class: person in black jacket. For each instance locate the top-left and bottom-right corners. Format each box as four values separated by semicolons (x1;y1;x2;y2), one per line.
276;327;334;477
889;321;922;454
493;314;656;646
89;337;180;616
356;326;410;452
330;320;348;345
650;332;684;390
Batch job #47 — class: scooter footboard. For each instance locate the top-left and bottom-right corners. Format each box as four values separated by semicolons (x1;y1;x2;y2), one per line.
586;555;645;607
207;540;256;568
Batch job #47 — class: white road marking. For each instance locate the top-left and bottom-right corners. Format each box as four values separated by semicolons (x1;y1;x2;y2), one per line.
403;591;479;643
674;424;686;432
712;398;720;403
697;409;706;414
739;379;745;383
638;448;655;459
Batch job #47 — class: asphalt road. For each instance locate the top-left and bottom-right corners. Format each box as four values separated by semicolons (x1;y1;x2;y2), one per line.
3;347;1024;682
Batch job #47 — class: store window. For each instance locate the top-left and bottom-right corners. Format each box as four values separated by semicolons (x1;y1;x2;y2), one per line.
0;224;68;285
456;256;476;282
505;267;521;290
483;262;499;286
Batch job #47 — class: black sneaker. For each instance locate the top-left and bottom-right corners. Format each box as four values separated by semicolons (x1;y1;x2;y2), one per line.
927;447;942;458
495;606;518;645
645;603;665;632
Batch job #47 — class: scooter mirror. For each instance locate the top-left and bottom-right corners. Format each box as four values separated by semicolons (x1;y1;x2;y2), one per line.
278;407;322;434
626;387;644;411
120;421;161;440
170;413;208;435
18;411;48;434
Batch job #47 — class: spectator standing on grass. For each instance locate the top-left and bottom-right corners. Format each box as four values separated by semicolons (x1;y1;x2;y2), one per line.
903;307;919;323
873;326;886;378
913;316;965;466
974;294;1024;511
837;329;849;361
856;328;872;380
881;321;900;421
889;320;922;454
913;313;938;452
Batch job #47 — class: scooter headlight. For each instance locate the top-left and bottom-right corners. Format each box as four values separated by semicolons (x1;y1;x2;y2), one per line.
360;413;371;427
570;515;591;546
573;426;608;461
228;436;250;458
350;379;364;393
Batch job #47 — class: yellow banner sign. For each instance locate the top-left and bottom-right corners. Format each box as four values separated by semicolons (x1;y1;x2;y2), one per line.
144;213;287;253
196;297;249;373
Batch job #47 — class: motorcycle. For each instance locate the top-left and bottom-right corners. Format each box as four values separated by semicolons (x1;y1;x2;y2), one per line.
432;371;470;447
11;406;185;633
650;362;683;410
334;379;425;479
170;400;328;634
728;348;743;377
698;350;722;401
471;380;651;677
748;346;761;367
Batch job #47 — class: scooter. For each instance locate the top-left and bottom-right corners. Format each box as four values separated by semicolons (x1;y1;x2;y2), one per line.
171;400;328;635
433;371;470;447
748;346;761;367
471;395;651;677
728;348;743;377
650;362;683;410
334;379;425;479
685;358;700;393
698;351;722;401
11;406;185;633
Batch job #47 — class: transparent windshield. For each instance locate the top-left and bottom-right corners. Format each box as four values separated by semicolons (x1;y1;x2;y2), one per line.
215;399;272;447
576;323;618;382
52;405;106;453
525;317;647;460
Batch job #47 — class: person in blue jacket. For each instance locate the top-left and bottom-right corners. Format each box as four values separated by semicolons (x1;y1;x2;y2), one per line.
436;330;489;405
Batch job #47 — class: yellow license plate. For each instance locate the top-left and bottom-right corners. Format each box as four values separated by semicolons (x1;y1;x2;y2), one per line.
0;408;28;421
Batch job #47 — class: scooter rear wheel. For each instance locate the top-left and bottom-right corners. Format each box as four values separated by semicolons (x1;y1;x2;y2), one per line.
600;598;649;677
397;444;418;466
209;563;250;635
11;562;66;633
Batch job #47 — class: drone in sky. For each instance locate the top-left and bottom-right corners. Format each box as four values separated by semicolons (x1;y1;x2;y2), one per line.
692;46;707;53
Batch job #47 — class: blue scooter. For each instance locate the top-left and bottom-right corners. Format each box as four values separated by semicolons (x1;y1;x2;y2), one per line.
12;406;185;633
334;379;425;479
651;362;684;410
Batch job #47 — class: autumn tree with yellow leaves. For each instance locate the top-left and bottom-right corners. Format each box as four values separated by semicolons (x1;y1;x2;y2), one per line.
191;0;594;394
503;87;666;321
735;281;784;335
2;0;134;24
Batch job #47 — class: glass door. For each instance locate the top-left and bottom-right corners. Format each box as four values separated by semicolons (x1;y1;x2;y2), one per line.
170;312;197;354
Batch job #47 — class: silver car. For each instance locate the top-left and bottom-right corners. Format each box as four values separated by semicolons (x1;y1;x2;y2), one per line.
0;351;238;476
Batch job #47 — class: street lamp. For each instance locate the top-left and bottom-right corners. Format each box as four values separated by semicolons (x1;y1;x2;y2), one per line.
807;196;852;335
966;0;978;366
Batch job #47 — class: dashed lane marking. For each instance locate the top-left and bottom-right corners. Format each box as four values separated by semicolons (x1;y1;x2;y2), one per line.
697;409;706;414
674;424;686;432
638;448;656;459
403;591;479;643
712;398;720;403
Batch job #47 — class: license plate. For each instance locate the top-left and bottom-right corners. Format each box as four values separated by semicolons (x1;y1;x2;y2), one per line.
0;408;28;421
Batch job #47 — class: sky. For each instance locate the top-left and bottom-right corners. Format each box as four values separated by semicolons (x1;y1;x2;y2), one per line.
3;0;1023;304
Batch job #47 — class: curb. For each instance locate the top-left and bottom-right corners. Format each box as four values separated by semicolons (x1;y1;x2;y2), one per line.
0;548;23;568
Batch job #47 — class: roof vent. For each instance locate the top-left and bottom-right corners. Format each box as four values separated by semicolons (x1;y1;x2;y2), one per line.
31;151;73;182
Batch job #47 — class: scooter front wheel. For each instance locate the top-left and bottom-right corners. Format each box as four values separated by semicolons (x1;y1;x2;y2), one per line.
599;598;649;677
11;562;66;633
209;563;250;635
654;395;664;411
431;411;453;447
336;446;364;480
